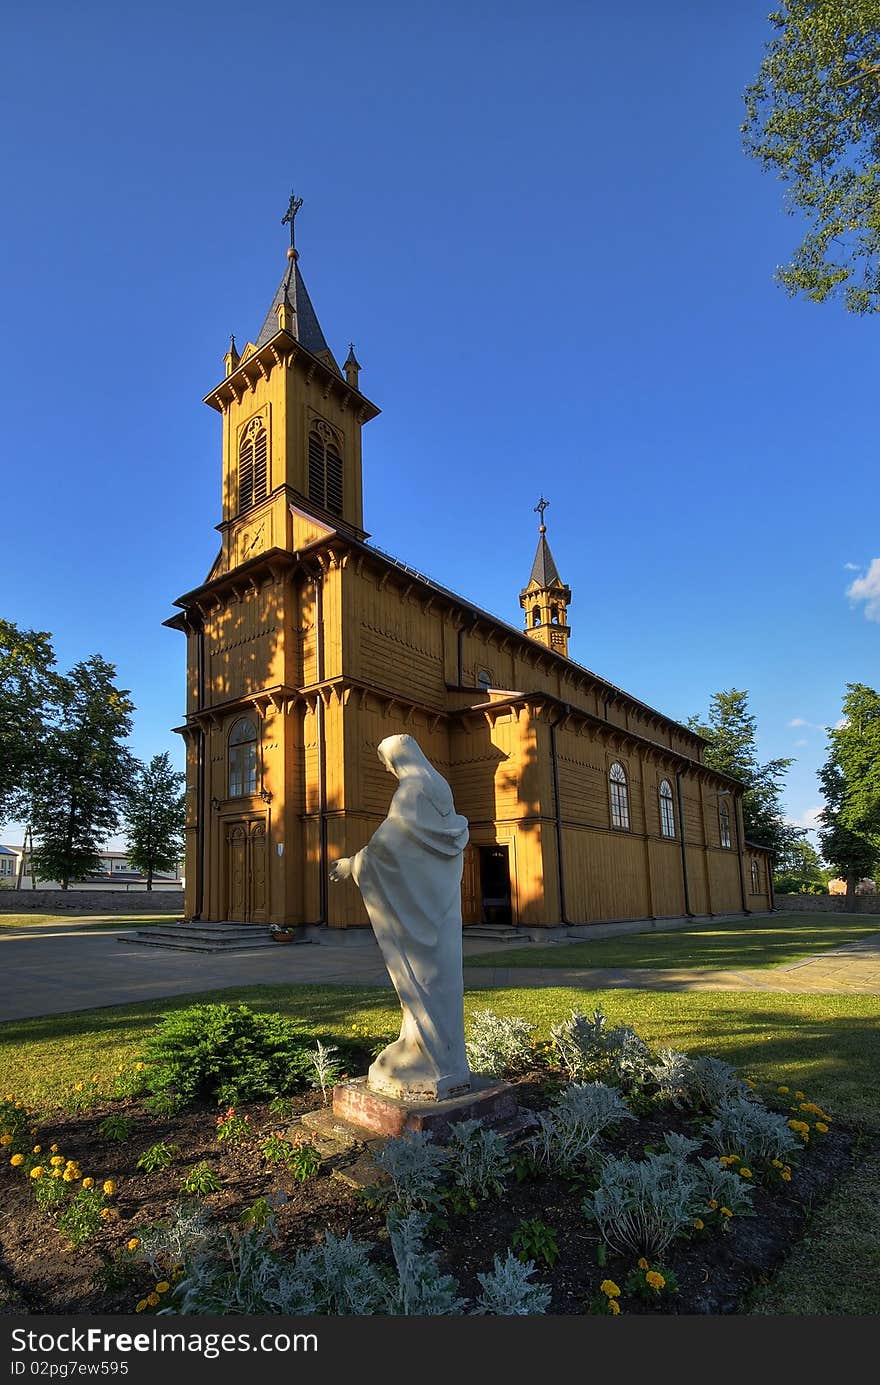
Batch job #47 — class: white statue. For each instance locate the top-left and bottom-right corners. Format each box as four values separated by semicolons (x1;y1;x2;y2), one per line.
330;734;472;1101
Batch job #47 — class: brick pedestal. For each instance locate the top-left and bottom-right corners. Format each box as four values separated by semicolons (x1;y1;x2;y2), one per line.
330;1074;519;1139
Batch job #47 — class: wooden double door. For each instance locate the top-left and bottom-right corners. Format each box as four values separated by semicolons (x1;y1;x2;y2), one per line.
462;843;513;925
225;819;268;923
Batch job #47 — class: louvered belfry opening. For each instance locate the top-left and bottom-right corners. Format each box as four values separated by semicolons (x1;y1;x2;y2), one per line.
308;424;344;517
238;419;268;513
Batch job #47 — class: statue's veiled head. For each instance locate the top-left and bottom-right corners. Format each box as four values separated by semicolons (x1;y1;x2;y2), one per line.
377;734;455;816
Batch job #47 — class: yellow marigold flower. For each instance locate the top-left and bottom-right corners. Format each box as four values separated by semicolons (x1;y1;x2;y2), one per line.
50;1156;64;1167
815;1122;829;1134
146;1292;160;1308
637;1257;649;1271
50;1144;59;1153
91;1075;100;1084
103;1180;116;1195
51;1169;63;1179
135;1300;147;1314
608;1299;620;1315
62;1169;76;1182
600;1279;621;1298
771;1159;782;1168
32;1145;41;1154
708;1199;718;1210
788;1120;810;1134
135;1063;145;1072
82;1177;94;1188
777;1086;789;1094
156;1281;170;1294
100;1208;112;1220
10;1154;24;1167
0;1135;10;1146
794;1091;805;1100
693;1218;704;1231
740;1168;753;1179
720;1207;733;1218
73;1083;83;1092
646;1271;665;1290
30;1166;44;1179
781;1169;792;1182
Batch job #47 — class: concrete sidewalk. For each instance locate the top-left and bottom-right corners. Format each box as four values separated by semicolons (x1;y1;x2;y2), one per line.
1;920;879;1024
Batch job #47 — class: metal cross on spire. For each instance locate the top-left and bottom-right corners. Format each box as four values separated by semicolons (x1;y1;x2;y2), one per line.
281;191;304;248
534;496;550;531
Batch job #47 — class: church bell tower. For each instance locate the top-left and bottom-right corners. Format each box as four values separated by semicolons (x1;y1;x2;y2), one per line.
519;498;572;657
202;194;380;576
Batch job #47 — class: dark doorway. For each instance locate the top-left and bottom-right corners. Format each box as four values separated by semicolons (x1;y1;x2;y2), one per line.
478;844;512;924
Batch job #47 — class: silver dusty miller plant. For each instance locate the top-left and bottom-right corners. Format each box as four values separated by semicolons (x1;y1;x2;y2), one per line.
465;1009;536;1078
444;1118;512;1199
375;1130;449;1212
473;1251;552;1315
706;1095;800;1163
550;1008;651;1089
583;1133;704;1258
525;1082;634;1174
308;1040;344;1105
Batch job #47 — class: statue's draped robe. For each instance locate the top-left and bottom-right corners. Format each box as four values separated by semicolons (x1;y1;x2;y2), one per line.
351;736;472;1099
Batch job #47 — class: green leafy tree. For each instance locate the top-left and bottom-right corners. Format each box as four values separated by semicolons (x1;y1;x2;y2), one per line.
688;688;801;862
0;620;58;828
818;683;880;903
29;656;136;888
123;752;185;889
743;0;880;313
774;835;823;879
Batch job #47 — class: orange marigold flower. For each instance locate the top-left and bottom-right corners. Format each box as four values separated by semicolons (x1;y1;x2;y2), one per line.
127;1239;140;1252
30;1166;44;1180
10;1154;24;1167
82;1177;94;1188
646;1271;665;1290
637;1258;649;1271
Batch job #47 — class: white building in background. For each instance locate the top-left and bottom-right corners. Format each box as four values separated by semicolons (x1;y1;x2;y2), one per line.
0;846;184;892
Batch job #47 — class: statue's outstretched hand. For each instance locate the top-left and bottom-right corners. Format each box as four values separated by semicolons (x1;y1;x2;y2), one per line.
329;857;353;883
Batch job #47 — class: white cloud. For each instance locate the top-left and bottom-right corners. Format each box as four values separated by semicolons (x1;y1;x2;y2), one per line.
788;717;808;727
836;717;849;730
847;557;880;622
844;562;861;572
791;806;824;832
794;738;808;747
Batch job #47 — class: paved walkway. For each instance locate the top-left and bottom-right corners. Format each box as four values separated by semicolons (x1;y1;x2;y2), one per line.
1;920;879;1023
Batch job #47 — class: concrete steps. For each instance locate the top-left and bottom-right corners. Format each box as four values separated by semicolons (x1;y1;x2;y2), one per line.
465;926;530;945
118;922;311;953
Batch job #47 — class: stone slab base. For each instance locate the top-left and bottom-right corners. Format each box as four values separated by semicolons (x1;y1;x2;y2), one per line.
329;1075;519;1139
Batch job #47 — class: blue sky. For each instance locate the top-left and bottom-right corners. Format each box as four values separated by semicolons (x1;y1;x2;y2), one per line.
1;0;876;851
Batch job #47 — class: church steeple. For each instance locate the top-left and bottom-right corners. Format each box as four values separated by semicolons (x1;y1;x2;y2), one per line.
202;194;380;574
519;498;572;657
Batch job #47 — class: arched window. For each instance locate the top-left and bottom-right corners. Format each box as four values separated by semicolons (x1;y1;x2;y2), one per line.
228;717;258;798
751;859;761;893
609;761;630;830
308;426;344;516
719;799;732;849
238;419;268;514
659;778;675;838
532;606;542;626
551;604;560;624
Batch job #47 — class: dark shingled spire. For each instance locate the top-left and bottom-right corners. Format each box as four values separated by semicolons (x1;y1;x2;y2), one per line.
529;532;561;587
254;260;334;360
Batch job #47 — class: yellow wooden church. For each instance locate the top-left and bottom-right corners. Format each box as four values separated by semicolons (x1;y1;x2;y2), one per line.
167;204;772;932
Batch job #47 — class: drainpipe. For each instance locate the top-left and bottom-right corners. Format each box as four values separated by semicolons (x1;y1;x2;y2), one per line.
314;569;328;926
195;620;206;921
550;717;569;924
675;771;693;917
732;791;749;915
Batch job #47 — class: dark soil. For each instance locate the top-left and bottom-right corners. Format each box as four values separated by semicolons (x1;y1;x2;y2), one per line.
0;1074;857;1316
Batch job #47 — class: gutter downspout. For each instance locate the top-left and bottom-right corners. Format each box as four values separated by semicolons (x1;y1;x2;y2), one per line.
733;793;749;915
550;718;569;924
675;771;693;917
195;621;206;921
314;569;329;926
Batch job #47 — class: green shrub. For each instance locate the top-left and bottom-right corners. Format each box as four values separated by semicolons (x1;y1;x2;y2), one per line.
141;1003;312;1107
179;1163;222;1197
137;1141;178;1173
98;1114;135;1144
57;1188;106;1246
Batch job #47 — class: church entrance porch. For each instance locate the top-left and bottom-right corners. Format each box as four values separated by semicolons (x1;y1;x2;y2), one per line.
224;819;269;923
462;844;513;926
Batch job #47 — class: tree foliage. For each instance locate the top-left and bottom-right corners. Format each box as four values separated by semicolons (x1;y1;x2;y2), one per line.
688;688;801;862
743;0;880;313
0;619;58;828
818;682;880;899
29;656;135;888
123;751;185;889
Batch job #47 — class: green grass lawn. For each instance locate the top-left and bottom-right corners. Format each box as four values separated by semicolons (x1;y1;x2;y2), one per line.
2;982;878;1313
467;912;880;972
0;913;180;933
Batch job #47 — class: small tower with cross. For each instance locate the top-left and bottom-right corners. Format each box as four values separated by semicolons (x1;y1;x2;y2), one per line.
518;498;572;656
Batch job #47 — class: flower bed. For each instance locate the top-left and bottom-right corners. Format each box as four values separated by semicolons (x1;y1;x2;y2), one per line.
0;1007;857;1316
